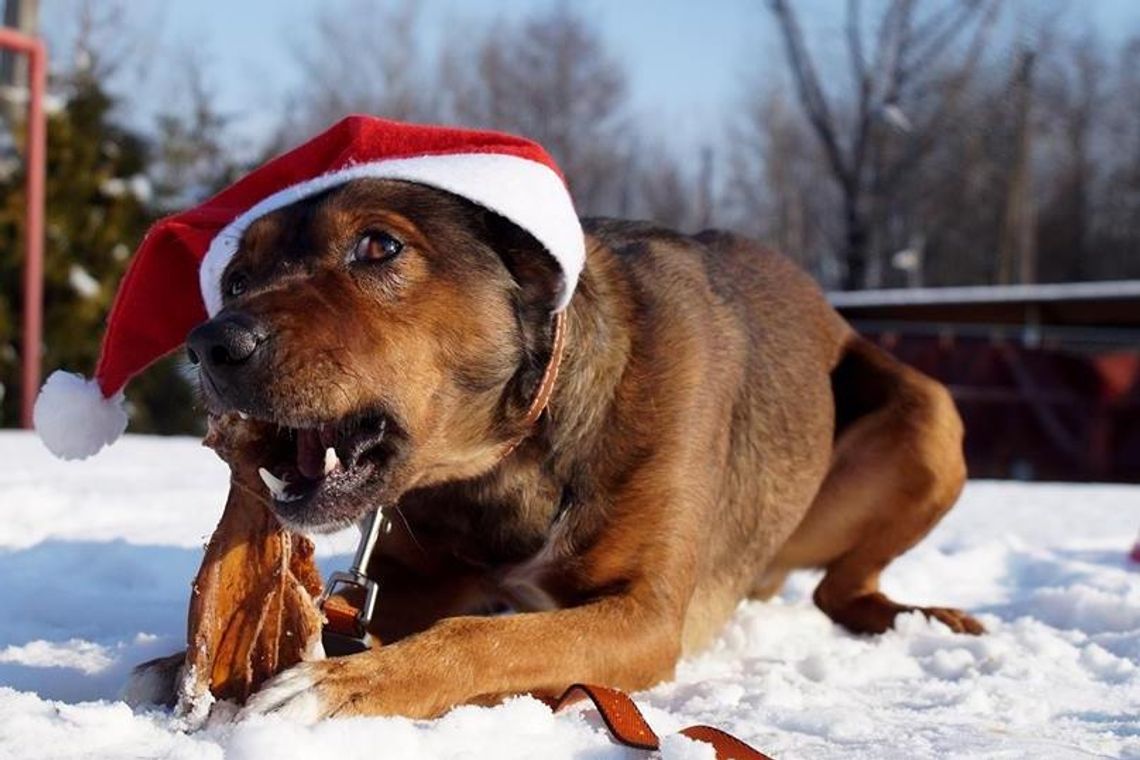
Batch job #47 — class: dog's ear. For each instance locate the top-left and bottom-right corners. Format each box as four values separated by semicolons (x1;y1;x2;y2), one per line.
480;210;563;316
479;210;563;417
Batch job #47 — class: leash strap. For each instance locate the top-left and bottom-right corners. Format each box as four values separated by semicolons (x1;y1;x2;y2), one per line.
319;509;385;655
545;683;774;760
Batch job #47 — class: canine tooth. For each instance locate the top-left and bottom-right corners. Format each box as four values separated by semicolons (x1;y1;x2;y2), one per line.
238;412;249;420
323;447;341;476
258;467;289;499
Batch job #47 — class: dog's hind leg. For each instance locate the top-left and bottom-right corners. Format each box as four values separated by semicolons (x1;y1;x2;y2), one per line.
764;338;983;635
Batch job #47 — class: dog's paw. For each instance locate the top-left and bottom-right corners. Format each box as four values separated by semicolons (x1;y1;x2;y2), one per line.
122;651;184;708
240;662;326;724
921;606;986;635
240;649;453;720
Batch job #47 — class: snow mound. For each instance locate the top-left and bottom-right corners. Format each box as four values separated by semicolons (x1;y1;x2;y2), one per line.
0;432;1137;759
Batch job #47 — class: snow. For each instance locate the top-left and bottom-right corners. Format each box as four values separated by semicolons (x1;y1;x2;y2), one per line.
67;264;101;299
97;174;153;204
0;430;1138;759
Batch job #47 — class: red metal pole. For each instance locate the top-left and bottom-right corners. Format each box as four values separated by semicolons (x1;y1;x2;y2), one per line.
21;39;45;429
0;28;46;429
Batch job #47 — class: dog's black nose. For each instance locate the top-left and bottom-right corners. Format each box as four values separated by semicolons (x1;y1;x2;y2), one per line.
186;313;268;370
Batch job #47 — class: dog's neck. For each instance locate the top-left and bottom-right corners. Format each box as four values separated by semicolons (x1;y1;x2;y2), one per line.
544;237;634;466
489;235;634;502
497;311;567;461
396;238;633;565
496;234;632;472
391;236;636;573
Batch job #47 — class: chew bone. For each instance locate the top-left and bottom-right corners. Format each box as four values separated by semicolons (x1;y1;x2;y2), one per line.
175;414;326;717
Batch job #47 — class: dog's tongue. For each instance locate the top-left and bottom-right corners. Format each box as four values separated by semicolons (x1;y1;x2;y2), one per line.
296;429;326;480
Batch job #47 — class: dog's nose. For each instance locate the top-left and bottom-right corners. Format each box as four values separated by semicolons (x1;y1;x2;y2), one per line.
186;313;268;371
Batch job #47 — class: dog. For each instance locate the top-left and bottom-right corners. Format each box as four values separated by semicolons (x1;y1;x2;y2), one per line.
181;177;981;721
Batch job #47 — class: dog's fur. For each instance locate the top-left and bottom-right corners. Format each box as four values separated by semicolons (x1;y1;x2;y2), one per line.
188;179;981;721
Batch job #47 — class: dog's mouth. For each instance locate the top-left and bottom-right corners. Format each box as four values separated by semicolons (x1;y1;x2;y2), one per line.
251;411;403;531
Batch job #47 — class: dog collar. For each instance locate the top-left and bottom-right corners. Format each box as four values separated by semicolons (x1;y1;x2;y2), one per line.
501;311;567;460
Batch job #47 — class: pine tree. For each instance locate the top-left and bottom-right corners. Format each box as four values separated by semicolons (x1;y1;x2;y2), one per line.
0;66;200;434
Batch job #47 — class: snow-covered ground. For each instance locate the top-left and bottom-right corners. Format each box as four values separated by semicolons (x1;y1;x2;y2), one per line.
0;430;1137;759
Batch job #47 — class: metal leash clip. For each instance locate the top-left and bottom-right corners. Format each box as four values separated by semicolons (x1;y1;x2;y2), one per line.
319;508;385;656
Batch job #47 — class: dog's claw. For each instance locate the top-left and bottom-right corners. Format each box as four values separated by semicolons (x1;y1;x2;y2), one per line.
923;606;986;635
241;663;325;724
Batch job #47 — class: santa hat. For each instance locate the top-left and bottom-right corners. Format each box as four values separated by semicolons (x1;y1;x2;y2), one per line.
34;115;585;460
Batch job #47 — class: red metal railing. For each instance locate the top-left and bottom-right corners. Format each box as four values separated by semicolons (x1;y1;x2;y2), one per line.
0;27;46;428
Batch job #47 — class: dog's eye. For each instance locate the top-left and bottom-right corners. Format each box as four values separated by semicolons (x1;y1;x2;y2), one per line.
351;231;404;263
226;272;249;298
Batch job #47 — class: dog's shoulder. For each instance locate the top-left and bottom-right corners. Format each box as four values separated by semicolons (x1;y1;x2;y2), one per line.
582;217;836;310
582;216;851;373
582;217;807;284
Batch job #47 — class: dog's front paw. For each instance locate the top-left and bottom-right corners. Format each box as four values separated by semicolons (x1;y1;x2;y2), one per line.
240;649;456;721
240;661;328;724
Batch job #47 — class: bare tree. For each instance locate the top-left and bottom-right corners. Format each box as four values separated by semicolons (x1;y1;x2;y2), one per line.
1047;33;1140;282
284;0;437;140
42;0;165;91
281;3;696;224
729;88;841;281
898;71;1008;287
622;142;710;232
151;49;239;211
765;0;999;289
1093;37;1140;279
635;156;693;229
439;5;631;215
997;49;1037;284
1034;35;1109;282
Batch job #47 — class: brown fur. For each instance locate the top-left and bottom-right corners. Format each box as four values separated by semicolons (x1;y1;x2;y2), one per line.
195;179;981;720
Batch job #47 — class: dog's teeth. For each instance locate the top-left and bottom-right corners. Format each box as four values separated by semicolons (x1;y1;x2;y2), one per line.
259;467;305;503
238;412;249;420
323;447;341;476
258;467;289;499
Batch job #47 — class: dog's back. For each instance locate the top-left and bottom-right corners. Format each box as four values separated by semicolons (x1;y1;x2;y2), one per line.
582;218;977;652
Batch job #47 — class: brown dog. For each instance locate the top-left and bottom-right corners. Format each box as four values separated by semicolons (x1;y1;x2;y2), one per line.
181;178;981;721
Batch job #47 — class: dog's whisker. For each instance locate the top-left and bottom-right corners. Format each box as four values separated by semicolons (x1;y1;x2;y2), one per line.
392;504;424;555
231;476;274;512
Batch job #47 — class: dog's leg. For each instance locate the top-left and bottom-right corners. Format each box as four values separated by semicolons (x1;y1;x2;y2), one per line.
365;557;497;644
242;593;681;721
764;343;983;635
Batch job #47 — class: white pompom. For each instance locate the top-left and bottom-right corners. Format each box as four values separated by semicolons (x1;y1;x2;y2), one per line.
33;370;129;460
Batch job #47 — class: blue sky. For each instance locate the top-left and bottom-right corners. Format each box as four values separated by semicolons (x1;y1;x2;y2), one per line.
42;0;1140;158
115;0;770;155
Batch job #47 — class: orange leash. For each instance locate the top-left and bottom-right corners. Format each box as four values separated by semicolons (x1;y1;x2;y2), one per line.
544;683;774;760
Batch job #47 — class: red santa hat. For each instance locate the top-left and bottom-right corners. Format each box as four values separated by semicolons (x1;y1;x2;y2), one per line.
34;115;585;460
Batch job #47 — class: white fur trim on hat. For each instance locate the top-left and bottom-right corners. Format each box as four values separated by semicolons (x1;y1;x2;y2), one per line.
199;153;585;316
34;371;129;460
